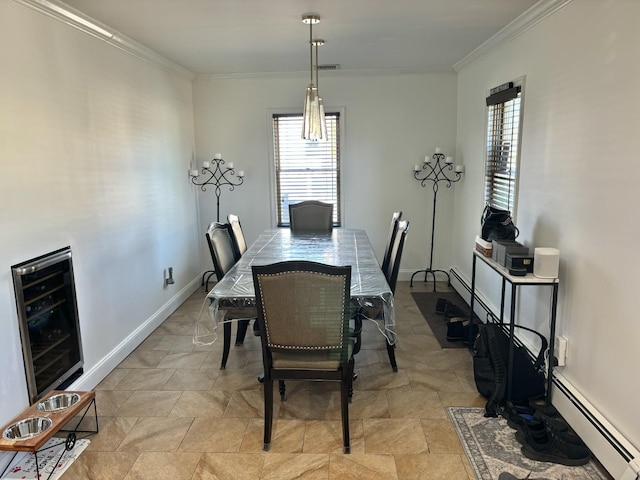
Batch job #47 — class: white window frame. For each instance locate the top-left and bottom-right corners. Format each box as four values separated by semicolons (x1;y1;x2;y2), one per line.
483;77;525;217
267;107;345;228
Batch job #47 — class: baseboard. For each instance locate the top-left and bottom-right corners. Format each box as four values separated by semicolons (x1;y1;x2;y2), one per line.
449;265;637;479
68;275;202;392
553;373;640;479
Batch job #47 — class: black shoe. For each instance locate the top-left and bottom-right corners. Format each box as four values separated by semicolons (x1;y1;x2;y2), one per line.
507;412;569;433
435;298;450;314
252;320;260;336
462;322;478;346
518;420;591;466
446;317;469;341
528;400;559;418
518;415;586;447
443;303;467;320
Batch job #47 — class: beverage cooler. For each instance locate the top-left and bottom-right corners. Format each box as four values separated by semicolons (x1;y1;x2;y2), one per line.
11;247;84;405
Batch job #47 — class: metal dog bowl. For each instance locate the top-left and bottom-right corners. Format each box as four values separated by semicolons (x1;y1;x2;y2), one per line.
36;392;81;413
3;417;52;440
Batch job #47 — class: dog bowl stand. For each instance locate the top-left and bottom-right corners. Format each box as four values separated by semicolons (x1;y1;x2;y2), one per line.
0;390;98;480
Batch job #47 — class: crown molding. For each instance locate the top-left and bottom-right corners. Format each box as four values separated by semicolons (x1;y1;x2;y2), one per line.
13;0;195;80
453;0;573;72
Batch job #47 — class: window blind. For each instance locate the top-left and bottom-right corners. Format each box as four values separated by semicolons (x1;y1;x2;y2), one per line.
273;113;341;227
484;85;522;213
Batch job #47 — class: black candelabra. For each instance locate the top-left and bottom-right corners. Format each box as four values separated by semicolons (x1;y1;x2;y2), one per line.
410;150;464;291
190;155;245;222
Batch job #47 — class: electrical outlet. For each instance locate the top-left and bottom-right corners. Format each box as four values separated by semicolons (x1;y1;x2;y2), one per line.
555;336;568;366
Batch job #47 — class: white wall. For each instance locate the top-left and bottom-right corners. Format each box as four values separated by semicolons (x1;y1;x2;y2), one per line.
192;72;458;275
0;2;200;423
453;0;640;470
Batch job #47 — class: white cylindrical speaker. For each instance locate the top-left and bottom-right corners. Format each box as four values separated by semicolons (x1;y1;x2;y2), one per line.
533;247;560;278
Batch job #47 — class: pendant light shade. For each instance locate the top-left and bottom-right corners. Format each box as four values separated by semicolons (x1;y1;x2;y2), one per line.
301;15;327;141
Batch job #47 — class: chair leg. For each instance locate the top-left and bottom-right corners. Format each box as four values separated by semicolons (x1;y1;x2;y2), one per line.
348;357;355;402
279;380;286;401
386;340;398;372
203;271;216;292
235;320;250;346
221;322;231;369
352;313;363;356
340;370;351;454
263;379;273;451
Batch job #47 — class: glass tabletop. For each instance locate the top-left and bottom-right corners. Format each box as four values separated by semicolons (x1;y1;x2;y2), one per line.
208;228;391;302
201;228;396;345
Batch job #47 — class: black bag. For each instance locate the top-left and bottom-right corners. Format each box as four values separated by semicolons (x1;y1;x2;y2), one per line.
481;205;519;242
472;322;547;417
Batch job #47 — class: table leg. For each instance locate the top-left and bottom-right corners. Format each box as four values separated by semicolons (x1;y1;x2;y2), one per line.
386;340;398;372
506;285;517;403
221;321;231;369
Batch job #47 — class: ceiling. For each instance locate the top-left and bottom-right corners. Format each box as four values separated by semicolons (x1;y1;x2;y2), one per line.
60;0;539;75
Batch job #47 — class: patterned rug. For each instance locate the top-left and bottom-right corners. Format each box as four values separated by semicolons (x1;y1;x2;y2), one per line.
447;407;610;480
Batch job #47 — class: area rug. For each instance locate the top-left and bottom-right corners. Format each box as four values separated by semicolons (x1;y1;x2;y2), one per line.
411;291;476;348
447;407;610;480
1;437;89;480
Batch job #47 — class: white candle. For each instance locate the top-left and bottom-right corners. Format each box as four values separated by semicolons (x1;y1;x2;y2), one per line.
228;162;234;169
424;156;430;164
203;161;210;168
414;164;420;172
455;165;465;173
445;156;453;164
435;147;442;154
238;171;245;177
190;169;198;177
214;153;222;159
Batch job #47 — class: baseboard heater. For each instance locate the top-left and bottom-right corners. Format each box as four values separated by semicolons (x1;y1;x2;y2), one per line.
449;265;640;479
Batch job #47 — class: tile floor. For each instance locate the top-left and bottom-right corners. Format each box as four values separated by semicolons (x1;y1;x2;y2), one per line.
63;281;484;479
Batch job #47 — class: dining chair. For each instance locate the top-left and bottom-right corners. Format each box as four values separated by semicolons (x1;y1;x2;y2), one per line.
347;212;401;362
252;260;354;454
380;219;409;371
227;213;247;260
381;211;402;273
288;200;333;233
351;220;409;372
205;222;256;368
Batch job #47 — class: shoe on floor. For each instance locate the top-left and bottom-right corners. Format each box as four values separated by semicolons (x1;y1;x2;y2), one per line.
435;298;451;314
443;303;467;320
446;317;469;341
515;416;586;447
252;320;260;336
518;419;591;466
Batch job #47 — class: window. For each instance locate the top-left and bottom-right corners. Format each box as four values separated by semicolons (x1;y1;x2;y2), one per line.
484;81;523;213
272;112;341;227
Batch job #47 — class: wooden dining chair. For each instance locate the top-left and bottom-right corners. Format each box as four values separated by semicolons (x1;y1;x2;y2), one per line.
252;260;354;454
288;200;333;233
205;222;256;368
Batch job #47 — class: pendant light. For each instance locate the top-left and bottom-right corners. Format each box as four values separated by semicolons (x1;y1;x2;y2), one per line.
301;14;327;141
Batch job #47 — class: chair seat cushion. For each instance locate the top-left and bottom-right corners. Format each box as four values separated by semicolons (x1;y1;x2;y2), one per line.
272;342;353;370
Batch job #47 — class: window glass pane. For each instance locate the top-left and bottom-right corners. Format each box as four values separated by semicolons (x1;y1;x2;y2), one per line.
484;91;521;213
273;113;341;226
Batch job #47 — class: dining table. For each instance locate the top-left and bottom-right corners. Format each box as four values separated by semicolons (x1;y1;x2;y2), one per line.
202;228;398;371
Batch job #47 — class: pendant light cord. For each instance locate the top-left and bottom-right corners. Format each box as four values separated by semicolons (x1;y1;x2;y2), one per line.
309;20;313;85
